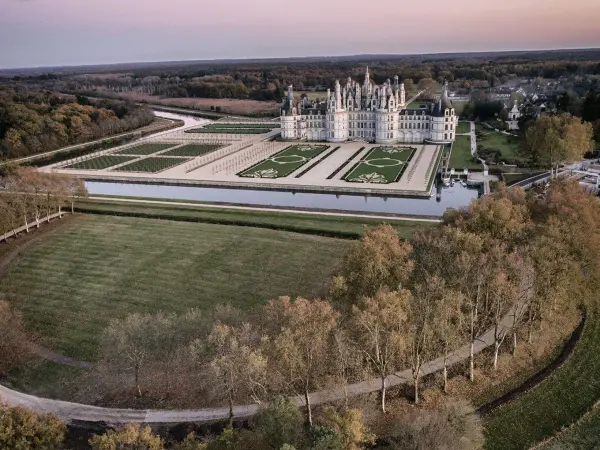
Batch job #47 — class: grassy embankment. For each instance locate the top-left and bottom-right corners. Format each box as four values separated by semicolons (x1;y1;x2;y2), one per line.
484;297;600;449
449;135;481;171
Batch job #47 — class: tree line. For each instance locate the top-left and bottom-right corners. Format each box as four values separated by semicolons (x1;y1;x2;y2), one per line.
0;85;155;159
0;166;87;240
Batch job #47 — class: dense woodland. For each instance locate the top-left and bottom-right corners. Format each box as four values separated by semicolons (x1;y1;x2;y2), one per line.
0;85;155;159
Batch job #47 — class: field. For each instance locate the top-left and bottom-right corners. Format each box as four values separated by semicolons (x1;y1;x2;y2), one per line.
113;143;175;156
541;407;600;449
0;215;352;360
113;157;190;173
343;146;415;184
478;130;522;164
456;121;471;134
161;143;224;157
63;155;137;170
449;135;481;170
239;145;329;178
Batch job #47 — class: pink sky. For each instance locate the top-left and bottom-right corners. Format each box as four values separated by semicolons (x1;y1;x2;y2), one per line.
1;0;599;68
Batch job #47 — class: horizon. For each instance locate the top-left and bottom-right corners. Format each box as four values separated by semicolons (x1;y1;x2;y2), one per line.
2;0;600;70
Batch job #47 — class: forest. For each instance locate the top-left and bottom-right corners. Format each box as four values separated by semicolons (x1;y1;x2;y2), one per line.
0;85;155;159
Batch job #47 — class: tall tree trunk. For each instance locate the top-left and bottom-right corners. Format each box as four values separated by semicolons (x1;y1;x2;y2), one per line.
135;363;142;397
58;205;62;219
443;346;449;394
493;341;500;370
23;215;29;233
304;386;312;427
71;201;75;214
414;373;420;404
380;375;387;413
469;341;475;382
512;331;518;356
228;393;234;427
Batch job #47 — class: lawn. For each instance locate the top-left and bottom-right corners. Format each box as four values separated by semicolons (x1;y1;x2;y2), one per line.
113;157;190;173
239;145;329;178
161;143;224;157
478;131;522;164
63;155;137;170
484;298;600;449
0;215;353;360
343;146;415;184
113;143;176;156
456;121;471;134
540;406;600;449
204;123;276;129
449;135;481;170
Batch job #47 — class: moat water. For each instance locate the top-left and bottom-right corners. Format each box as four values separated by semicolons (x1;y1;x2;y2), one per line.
84;181;479;217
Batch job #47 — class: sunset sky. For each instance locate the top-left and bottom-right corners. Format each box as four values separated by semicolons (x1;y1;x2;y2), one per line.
1;0;599;68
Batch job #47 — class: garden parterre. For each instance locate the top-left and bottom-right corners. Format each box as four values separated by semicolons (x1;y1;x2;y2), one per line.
113;157;190;173
113;143;176;156
343;146;416;184
63;155;137;170
238;145;329;178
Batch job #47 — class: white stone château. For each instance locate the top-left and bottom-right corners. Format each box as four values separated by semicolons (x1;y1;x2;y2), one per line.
280;67;458;144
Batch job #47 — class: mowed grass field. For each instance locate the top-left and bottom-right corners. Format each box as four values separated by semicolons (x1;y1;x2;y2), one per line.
449;135;481;170
0;215;351;360
239;145;329;178
456;121;471;134
161;143;224;157
344;146;415;184
64;155;137;170
113;143;176;156
113;156;190;173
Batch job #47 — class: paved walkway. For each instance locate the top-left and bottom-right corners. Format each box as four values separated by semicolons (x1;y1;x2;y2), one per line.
0;301;519;424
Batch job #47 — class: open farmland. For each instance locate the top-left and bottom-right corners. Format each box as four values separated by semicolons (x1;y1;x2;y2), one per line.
0;215;351;360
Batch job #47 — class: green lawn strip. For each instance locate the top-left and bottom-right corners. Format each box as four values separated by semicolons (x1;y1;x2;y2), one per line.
63;155;138;170
425;147;445;193
239;145;329;178
75;199;433;239
113;157;191;173
484;300;600;449
449;135;481;170
0;215;355;360
113;143;176;156
540;404;600;450
185;128;272;134
456;122;471;134
160;144;224;157
478;131;522;164
343;147;416;184
502;172;544;186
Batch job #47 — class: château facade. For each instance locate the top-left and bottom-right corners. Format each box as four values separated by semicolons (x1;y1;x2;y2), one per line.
281;68;458;144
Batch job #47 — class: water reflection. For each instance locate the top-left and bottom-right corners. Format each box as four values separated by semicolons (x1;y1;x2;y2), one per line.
85;181;479;217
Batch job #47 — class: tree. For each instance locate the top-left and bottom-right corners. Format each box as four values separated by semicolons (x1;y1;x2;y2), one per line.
525;113;594;172
351;289;409;412
264;297;339;426
199;322;267;425
318;407;375;450
89;424;163;450
0;402;66;450
98;314;157;398
331;225;413;307
252;396;304;450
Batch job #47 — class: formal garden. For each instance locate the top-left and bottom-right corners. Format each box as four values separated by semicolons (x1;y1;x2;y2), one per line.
113;143;176;156
343;146;415;183
186;123;274;134
161;143;224;157
63;155;137;170
112;156;190;173
238;144;329;178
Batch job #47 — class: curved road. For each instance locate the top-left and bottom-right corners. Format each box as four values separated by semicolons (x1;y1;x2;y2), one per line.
0;304;519;425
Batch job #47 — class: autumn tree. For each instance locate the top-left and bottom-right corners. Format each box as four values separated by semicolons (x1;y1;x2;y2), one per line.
351;289;409;412
263;297;339;426
524;113;594;172
252;396;304;450
196;322;267;425
331;225;413;307
89;423;163;450
0;402;66;450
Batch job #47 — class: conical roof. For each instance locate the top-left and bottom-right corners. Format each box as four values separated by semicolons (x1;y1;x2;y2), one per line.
432;81;453;117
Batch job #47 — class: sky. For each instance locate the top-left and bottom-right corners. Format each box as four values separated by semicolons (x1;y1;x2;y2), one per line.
1;0;600;69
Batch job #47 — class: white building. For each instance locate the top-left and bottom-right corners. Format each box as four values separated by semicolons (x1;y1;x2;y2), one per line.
280;68;458;145
507;100;521;130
